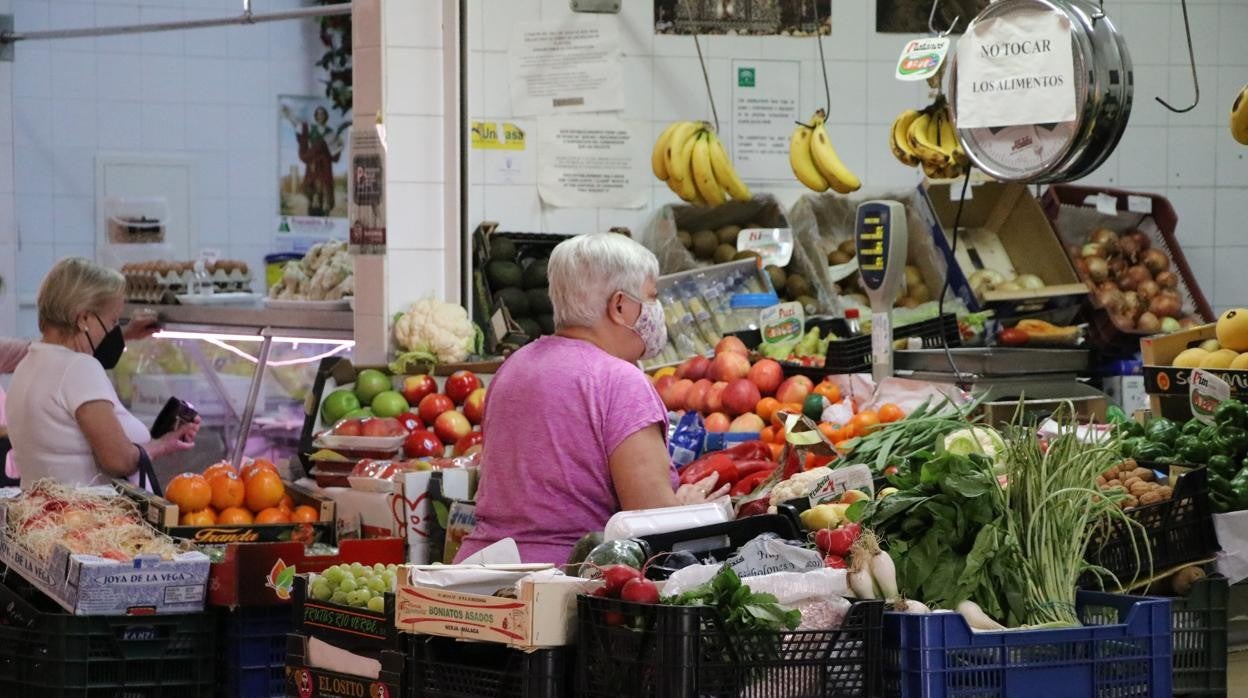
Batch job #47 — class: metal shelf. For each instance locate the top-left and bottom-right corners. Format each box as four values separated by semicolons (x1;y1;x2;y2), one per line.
126;302;353;339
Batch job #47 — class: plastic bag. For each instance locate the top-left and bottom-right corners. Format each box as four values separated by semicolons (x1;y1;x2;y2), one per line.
669;411;706;468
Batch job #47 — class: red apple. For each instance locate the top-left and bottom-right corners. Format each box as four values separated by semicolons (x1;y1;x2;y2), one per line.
395;411;423;433
747;359;784;396
729;413;766;433
654;375;676;397
445;370;482;405
363;417;403;437
704;412;731;432
675;355;711;381
705;381;728;414
463;388;487;425
454;431;484;456
715;335;749;357
776;375;814;405
686;379;713;415
434;410;472;444
709;352;751;383
418;393;455;424
400;374;438;406
334;419;363;437
721;379;762;417
403;429;444;458
660;379;694;412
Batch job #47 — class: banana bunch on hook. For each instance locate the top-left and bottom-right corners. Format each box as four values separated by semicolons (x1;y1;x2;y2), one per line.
890;95;968;180
789;109;862;194
652;121;752;206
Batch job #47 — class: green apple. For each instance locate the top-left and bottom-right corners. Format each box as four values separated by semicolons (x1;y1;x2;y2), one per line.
370;390;410;419
354;369;392;405
321;389;361;425
342;407;374;420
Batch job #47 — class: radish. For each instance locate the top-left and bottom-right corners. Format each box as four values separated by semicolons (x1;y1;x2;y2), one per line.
870;550;899;602
619;578;660;604
957;600;1005;631
823;554;847;569
894;599;931;613
598;565;643;597
848;566;877;599
815;522;861;557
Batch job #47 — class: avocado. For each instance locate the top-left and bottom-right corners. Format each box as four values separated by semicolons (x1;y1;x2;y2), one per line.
526;288;553;315
716;225;741;246
691;230;718;260
516;317;543;338
786;273;812;300
677;230;693;250
713;243;738;265
486;260;523;290
489;236;516;261
522;260;548;289
537;314;556;334
494;288;530;317
765;265;787;292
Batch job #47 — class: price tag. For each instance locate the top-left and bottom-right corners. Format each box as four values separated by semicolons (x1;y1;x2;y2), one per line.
871;312;892;365
738;227;794;267
1127;195;1153;215
1095;192;1118;215
808;464;874;506
895;37;952;82
1190;368;1231;425
759;301;805;345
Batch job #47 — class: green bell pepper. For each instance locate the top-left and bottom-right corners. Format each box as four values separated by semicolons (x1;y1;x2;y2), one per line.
1146;418;1182;446
1175;435;1210;465
1107;404;1128;424
1209;471;1235;499
1230;466;1248;510
1133;441;1172;463
1215;399;1248;429
1208;454;1238;480
1182;419;1206;437
1214;425;1248;458
1120;437;1143;459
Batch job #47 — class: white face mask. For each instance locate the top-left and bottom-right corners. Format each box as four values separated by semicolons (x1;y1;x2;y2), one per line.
622;293;667;360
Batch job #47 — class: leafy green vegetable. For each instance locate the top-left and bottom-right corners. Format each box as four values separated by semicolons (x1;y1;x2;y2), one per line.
666;567;801;633
835;397;982;476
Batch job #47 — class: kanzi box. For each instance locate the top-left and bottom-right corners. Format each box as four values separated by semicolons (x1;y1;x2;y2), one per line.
394;568;593;649
208;537;404;608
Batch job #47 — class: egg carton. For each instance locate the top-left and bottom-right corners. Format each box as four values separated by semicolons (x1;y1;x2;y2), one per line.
121;260;253;303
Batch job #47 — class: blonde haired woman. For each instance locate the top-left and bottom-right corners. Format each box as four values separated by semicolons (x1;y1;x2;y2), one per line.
7;258;199;489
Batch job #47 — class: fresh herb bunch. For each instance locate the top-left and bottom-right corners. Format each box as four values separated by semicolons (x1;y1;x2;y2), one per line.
666;567;801;633
836;397;980;475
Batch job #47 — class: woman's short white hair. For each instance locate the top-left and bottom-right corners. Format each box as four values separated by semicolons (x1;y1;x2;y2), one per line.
37;257;125;333
548;233;660;329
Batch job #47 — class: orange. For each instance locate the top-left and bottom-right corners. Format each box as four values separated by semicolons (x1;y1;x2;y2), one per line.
217;507;254;525
813;381;841;403
166;473;212;513
180;508;216;526
767;442;784;461
240;459;278;483
278;494;294;512
878;403;905;423
290;505;319;523
202;462;237;481
818;422;838;441
754;397;781;425
255;507;291;524
244;470;286;513
774;428;786;444
208;472;245;510
759;426;775;444
851;411;881;435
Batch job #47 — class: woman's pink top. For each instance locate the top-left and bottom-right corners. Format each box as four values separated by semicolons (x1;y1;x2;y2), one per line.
455;336;672;565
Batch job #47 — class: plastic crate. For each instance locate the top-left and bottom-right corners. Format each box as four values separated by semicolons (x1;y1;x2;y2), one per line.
216;605;292;698
821;314;961;375
407;633;571;698
577;594;883;698
1171;574;1228;696
883;591;1172;698
1085;465;1218;586
633;514;800;579
0;573;214;697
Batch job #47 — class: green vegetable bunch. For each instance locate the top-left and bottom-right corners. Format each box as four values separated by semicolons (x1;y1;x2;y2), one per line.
666;566;801;633
836;397;980;476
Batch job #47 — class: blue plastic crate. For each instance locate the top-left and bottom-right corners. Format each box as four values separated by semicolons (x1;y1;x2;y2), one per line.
883;591;1172;698
217;605;293;698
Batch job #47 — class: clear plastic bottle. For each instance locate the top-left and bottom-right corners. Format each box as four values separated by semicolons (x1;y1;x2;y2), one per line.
844;308;862;336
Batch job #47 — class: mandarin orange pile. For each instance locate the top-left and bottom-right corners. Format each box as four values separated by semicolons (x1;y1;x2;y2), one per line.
165;458;318;526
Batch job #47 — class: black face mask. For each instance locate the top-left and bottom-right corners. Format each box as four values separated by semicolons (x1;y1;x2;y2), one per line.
86;313;125;370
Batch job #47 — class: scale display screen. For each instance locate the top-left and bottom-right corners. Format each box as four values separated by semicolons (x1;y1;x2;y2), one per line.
856;203;892;292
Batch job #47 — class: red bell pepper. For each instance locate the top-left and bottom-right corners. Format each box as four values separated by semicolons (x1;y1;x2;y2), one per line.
678;453;738;487
729;468;774;497
736;498;770;518
734;459;776;479
724;440;772;462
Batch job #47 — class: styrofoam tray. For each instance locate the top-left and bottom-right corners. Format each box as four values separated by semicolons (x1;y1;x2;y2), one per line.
313;433;406;451
603;497;733;541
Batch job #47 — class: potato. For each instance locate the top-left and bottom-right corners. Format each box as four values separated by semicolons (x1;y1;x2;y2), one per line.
1096;476;1108;488
1129;481;1153;497
1107;479;1122;489
1157;486;1173;499
1122;495;1139;509
1139;491;1165;506
1130;467;1156;482
1123;476;1142;489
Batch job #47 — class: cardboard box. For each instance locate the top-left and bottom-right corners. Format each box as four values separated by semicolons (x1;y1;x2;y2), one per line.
0;521;209;615
208;537;404;608
1103;375;1150;414
395;570;593;649
915;182;1087;316
285;633;405;698
977;380;1109;428
401;469;475;565
322;486;405;540
1139;323;1247;420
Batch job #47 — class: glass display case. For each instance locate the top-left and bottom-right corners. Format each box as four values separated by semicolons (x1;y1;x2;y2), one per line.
116;304;354;483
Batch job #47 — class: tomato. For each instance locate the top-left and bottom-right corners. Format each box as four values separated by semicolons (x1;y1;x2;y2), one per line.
883;465;901;477
851;411;881;435
818;422;838;441
878;403;905;423
813;381;841;403
999;327;1030;346
760;426;776;444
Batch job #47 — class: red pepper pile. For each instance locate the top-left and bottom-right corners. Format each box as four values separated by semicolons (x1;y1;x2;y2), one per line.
677;441;777;496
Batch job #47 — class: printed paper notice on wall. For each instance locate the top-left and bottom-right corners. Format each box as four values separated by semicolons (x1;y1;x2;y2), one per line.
509;18;623;117
537;116;647;208
954;10;1076;128
349;126;386;255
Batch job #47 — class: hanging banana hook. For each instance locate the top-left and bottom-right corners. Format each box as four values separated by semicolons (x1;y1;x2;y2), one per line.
1157;0;1199;113
929;0;959;37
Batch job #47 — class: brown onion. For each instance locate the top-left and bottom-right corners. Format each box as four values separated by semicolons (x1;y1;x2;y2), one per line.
1137;312;1162;334
1082;243;1105;258
1121;265;1152;291
1075;258;1091;279
1180;317;1197;329
1112;312;1136;330
1155;270;1178;289
1097;285;1125;312
1122;291;1144;318
1142;248;1170;275
1091;228;1119;254
1116;235;1140;261
1149;294;1182;319
1137;280;1160;300
1067;244;1083;260
1108;257;1128;277
1086;257;1109;282
1127;230;1151;251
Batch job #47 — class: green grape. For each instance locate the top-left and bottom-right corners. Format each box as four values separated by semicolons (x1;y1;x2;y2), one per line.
373;563;386;574
311;579;333;601
349;589;371;607
367;576;387;594
338;577;357;593
323;567;344;585
331;590;349;605
367;596;385;612
350;562;366;575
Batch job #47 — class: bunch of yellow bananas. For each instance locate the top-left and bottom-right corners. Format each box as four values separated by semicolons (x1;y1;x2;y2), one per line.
652;121;752;206
1232;85;1248;146
789;109;861;194
890;97;968;180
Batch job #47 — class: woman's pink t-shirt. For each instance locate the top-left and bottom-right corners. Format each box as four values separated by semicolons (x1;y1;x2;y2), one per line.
455;336;673;565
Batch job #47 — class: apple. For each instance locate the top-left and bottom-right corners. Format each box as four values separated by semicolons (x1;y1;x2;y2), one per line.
396;411;423;433
334;419;363;437
715;335;749;357
463;388;487;425
403;429;444;458
371;390;410;419
675;355;711;381
435;410;473;444
721;379;762;416
686;379;713;415
660;378;694;412
362;417;404;437
654;375;676;397
400;374;438;406
840;489;870;505
418;393;455;425
354;369;392;405
705;381;728;414
709;352;751;383
454;431;484;456
747;359;784;396
445;370;482;405
704;412;731;432
776;376;814;405
729;413;766;433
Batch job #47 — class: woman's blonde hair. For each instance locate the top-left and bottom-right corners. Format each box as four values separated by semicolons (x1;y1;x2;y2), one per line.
37;257;126;333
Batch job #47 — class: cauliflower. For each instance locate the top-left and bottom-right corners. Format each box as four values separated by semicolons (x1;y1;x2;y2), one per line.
391;299;483;368
768;468;833;508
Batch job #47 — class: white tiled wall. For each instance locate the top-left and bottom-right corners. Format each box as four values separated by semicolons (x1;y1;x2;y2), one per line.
8;0;325;336
465;0;1248;317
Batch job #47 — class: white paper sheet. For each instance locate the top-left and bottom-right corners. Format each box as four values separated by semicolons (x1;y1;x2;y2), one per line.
730;59;800;182
537;116;648;208
955;11;1077;128
508;18;623;116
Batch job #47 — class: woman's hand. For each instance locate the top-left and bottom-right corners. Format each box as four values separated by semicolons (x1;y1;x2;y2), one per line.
675;472;731;505
123;309;161;343
148;417;201;459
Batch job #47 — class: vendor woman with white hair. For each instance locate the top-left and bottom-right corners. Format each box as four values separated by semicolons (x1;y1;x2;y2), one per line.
7;257;200;489
456;233;728;565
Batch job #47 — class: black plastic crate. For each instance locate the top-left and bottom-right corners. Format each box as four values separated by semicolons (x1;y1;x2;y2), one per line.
633;515;800;579
407;633;571;698
291;574;397;660
577;594;883;698
471;224;572;352
0;572;214;697
822;314;961;375
217;604;291;698
1085;465;1219;586
1171;574;1228;696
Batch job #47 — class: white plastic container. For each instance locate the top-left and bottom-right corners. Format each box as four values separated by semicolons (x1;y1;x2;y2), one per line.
602;497;733;542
